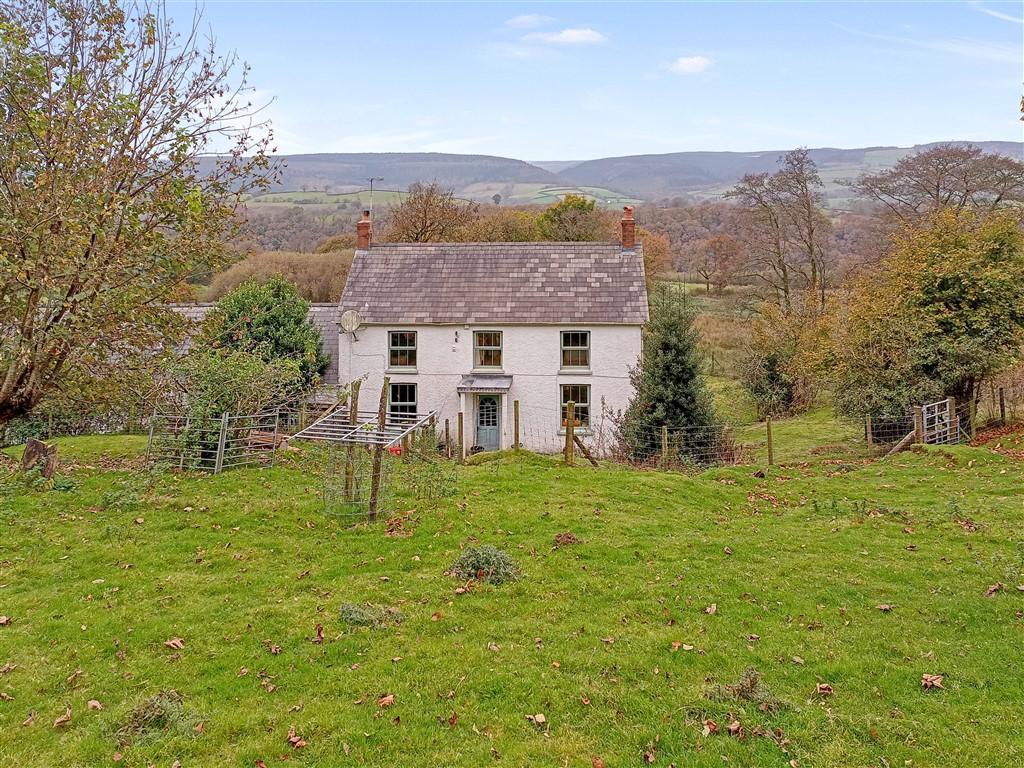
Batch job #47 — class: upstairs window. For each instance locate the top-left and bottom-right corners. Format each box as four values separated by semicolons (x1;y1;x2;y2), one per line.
561;330;590;369
388;383;417;419
389;331;417;369
474;331;502;369
560;384;591;429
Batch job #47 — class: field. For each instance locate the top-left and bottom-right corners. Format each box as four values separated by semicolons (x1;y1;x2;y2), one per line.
2;425;1023;767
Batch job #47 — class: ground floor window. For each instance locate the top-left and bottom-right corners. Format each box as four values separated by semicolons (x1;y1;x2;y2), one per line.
389;383;417;418
560;384;590;428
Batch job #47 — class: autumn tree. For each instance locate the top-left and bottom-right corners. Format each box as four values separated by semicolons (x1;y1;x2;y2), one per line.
832;209;1024;417
0;0;273;425
852;144;1024;223
692;234;741;294
536;194;615;241
380;182;478;242
727;149;833;311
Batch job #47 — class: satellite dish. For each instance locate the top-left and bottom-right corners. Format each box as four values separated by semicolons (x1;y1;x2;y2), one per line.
340;309;363;334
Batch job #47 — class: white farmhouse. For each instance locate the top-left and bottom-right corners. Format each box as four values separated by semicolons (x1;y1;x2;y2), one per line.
336;207;649;454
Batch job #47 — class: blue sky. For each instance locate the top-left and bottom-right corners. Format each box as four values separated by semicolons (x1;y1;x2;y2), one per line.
173;1;1024;159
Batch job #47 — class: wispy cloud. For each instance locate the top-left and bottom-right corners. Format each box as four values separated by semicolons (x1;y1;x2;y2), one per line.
668;55;713;74
504;14;554;29
523;27;606;45
969;1;1024;25
836;24;1021;64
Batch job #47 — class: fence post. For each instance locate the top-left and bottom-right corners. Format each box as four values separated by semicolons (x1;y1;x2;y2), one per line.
270;409;280;467
457;411;464;464
913;405;924;444
968;398;977;440
564;401;575;465
146;408;157;459
344;380;361;500
514;399;520;450
999;387;1006;424
660;425;669;467
444;418;451;459
865;415;874;448
367;377;389;522
766;416;774;466
214;412;229;474
180;417;191;470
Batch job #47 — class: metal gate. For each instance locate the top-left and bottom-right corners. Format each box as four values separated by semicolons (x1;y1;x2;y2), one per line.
921;399;961;445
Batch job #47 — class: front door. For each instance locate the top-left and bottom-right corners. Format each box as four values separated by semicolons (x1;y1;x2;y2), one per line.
476;395;500;451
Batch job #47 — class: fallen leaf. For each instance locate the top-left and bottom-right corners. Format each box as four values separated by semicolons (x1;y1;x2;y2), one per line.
486;642;500;652
705;603;718;615
526;713;546;726
22;711;35;727
815;683;834;696
985;582;1004;597
581;696;591;705
87;699;103;711
238;667;249;677
311;624;324;644
66;669;82;686
268;644;282;655
921;673;945;690
164;637;185;650
112;752;123;761
430;612;442;621
0;662;16;674
447;711;457;728
670;641;682;652
724;547;733;555
551;661;561;669
195;720;205;734
286;725;307;748
0;691;13;701
53;707;72;728
255;761;267;768
727;719;743;738
702;718;719;737
377;694;395;708
592;758;606;768
600;636;615;644
792;655;805;665
876;604;893;612
0;616;11;626
643;745;657;763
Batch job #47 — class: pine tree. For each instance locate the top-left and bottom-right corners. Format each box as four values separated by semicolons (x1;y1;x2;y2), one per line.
621;284;720;463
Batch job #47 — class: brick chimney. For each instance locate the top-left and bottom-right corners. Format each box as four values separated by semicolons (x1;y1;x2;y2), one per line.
620;205;636;250
356;209;372;249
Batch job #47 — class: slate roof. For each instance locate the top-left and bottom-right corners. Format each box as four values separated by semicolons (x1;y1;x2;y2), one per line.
340;242;649;325
170;303;340;385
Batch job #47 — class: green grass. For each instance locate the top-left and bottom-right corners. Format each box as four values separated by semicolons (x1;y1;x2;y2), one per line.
2;432;1023;767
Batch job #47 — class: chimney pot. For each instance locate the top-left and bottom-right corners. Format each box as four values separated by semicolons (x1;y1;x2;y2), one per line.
356;209;372;249
621;205;636;250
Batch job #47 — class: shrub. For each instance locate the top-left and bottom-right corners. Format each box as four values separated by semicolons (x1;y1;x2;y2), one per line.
450;545;520;585
708;667;786;714
206;250;352;303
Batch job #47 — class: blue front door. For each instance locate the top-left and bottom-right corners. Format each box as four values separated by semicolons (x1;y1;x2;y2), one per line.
476;395;500;451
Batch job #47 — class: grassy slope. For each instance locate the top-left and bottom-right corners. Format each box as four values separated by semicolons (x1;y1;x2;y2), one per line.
2;435;1023;767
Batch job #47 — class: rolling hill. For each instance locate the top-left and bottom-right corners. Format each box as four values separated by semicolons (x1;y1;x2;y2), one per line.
249;141;1023;207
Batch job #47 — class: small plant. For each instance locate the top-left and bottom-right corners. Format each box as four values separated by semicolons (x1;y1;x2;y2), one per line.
339;602;404;628
708;667;787;714
450;544;520;585
51;475;77;493
115;689;198;745
101;486;140;513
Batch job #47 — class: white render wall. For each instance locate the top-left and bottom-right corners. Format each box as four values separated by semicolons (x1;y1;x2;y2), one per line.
337;324;642;453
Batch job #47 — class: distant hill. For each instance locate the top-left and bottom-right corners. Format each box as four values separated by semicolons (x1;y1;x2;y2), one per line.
246;141;1023;207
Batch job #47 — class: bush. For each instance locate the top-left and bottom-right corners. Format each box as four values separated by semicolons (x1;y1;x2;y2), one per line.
115;689;198;745
450;545;520;585
201;275;329;388
206;250;352;303
708;667;786;714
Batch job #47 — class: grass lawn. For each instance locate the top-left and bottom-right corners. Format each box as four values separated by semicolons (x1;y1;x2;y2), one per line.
2;432;1023;767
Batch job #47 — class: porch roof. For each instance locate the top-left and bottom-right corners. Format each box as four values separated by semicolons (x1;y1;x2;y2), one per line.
458;374;513;394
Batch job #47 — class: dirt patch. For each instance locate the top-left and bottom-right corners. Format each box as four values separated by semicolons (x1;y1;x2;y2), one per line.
553;531;580;549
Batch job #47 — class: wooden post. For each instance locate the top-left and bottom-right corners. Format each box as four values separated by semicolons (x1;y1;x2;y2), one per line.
564;401;575;465
146;408;157;460
946;396;957;440
457;411;464;464
513;399;520;450
865;415;874;448
968;398;977;440
214;412;229;474
999;387;1006;424
368;377;389;522
913;405;924;444
344;380;361;501
660;425;669;467
444;418;451;459
270;409;280;467
766;416;774;466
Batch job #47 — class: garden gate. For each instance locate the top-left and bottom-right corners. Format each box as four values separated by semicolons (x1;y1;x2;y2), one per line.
921;398;962;445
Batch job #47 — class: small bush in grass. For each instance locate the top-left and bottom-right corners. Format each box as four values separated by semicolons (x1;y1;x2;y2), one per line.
339;602;404;628
115;689;198;745
450;544;520;585
708;667;787;713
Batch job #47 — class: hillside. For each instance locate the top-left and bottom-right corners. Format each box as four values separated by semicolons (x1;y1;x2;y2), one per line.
251;142;1023;207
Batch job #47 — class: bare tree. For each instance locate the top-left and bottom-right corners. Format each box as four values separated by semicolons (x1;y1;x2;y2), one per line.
0;0;274;424
380;182;478;242
726;171;793;311
851;144;1024;223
